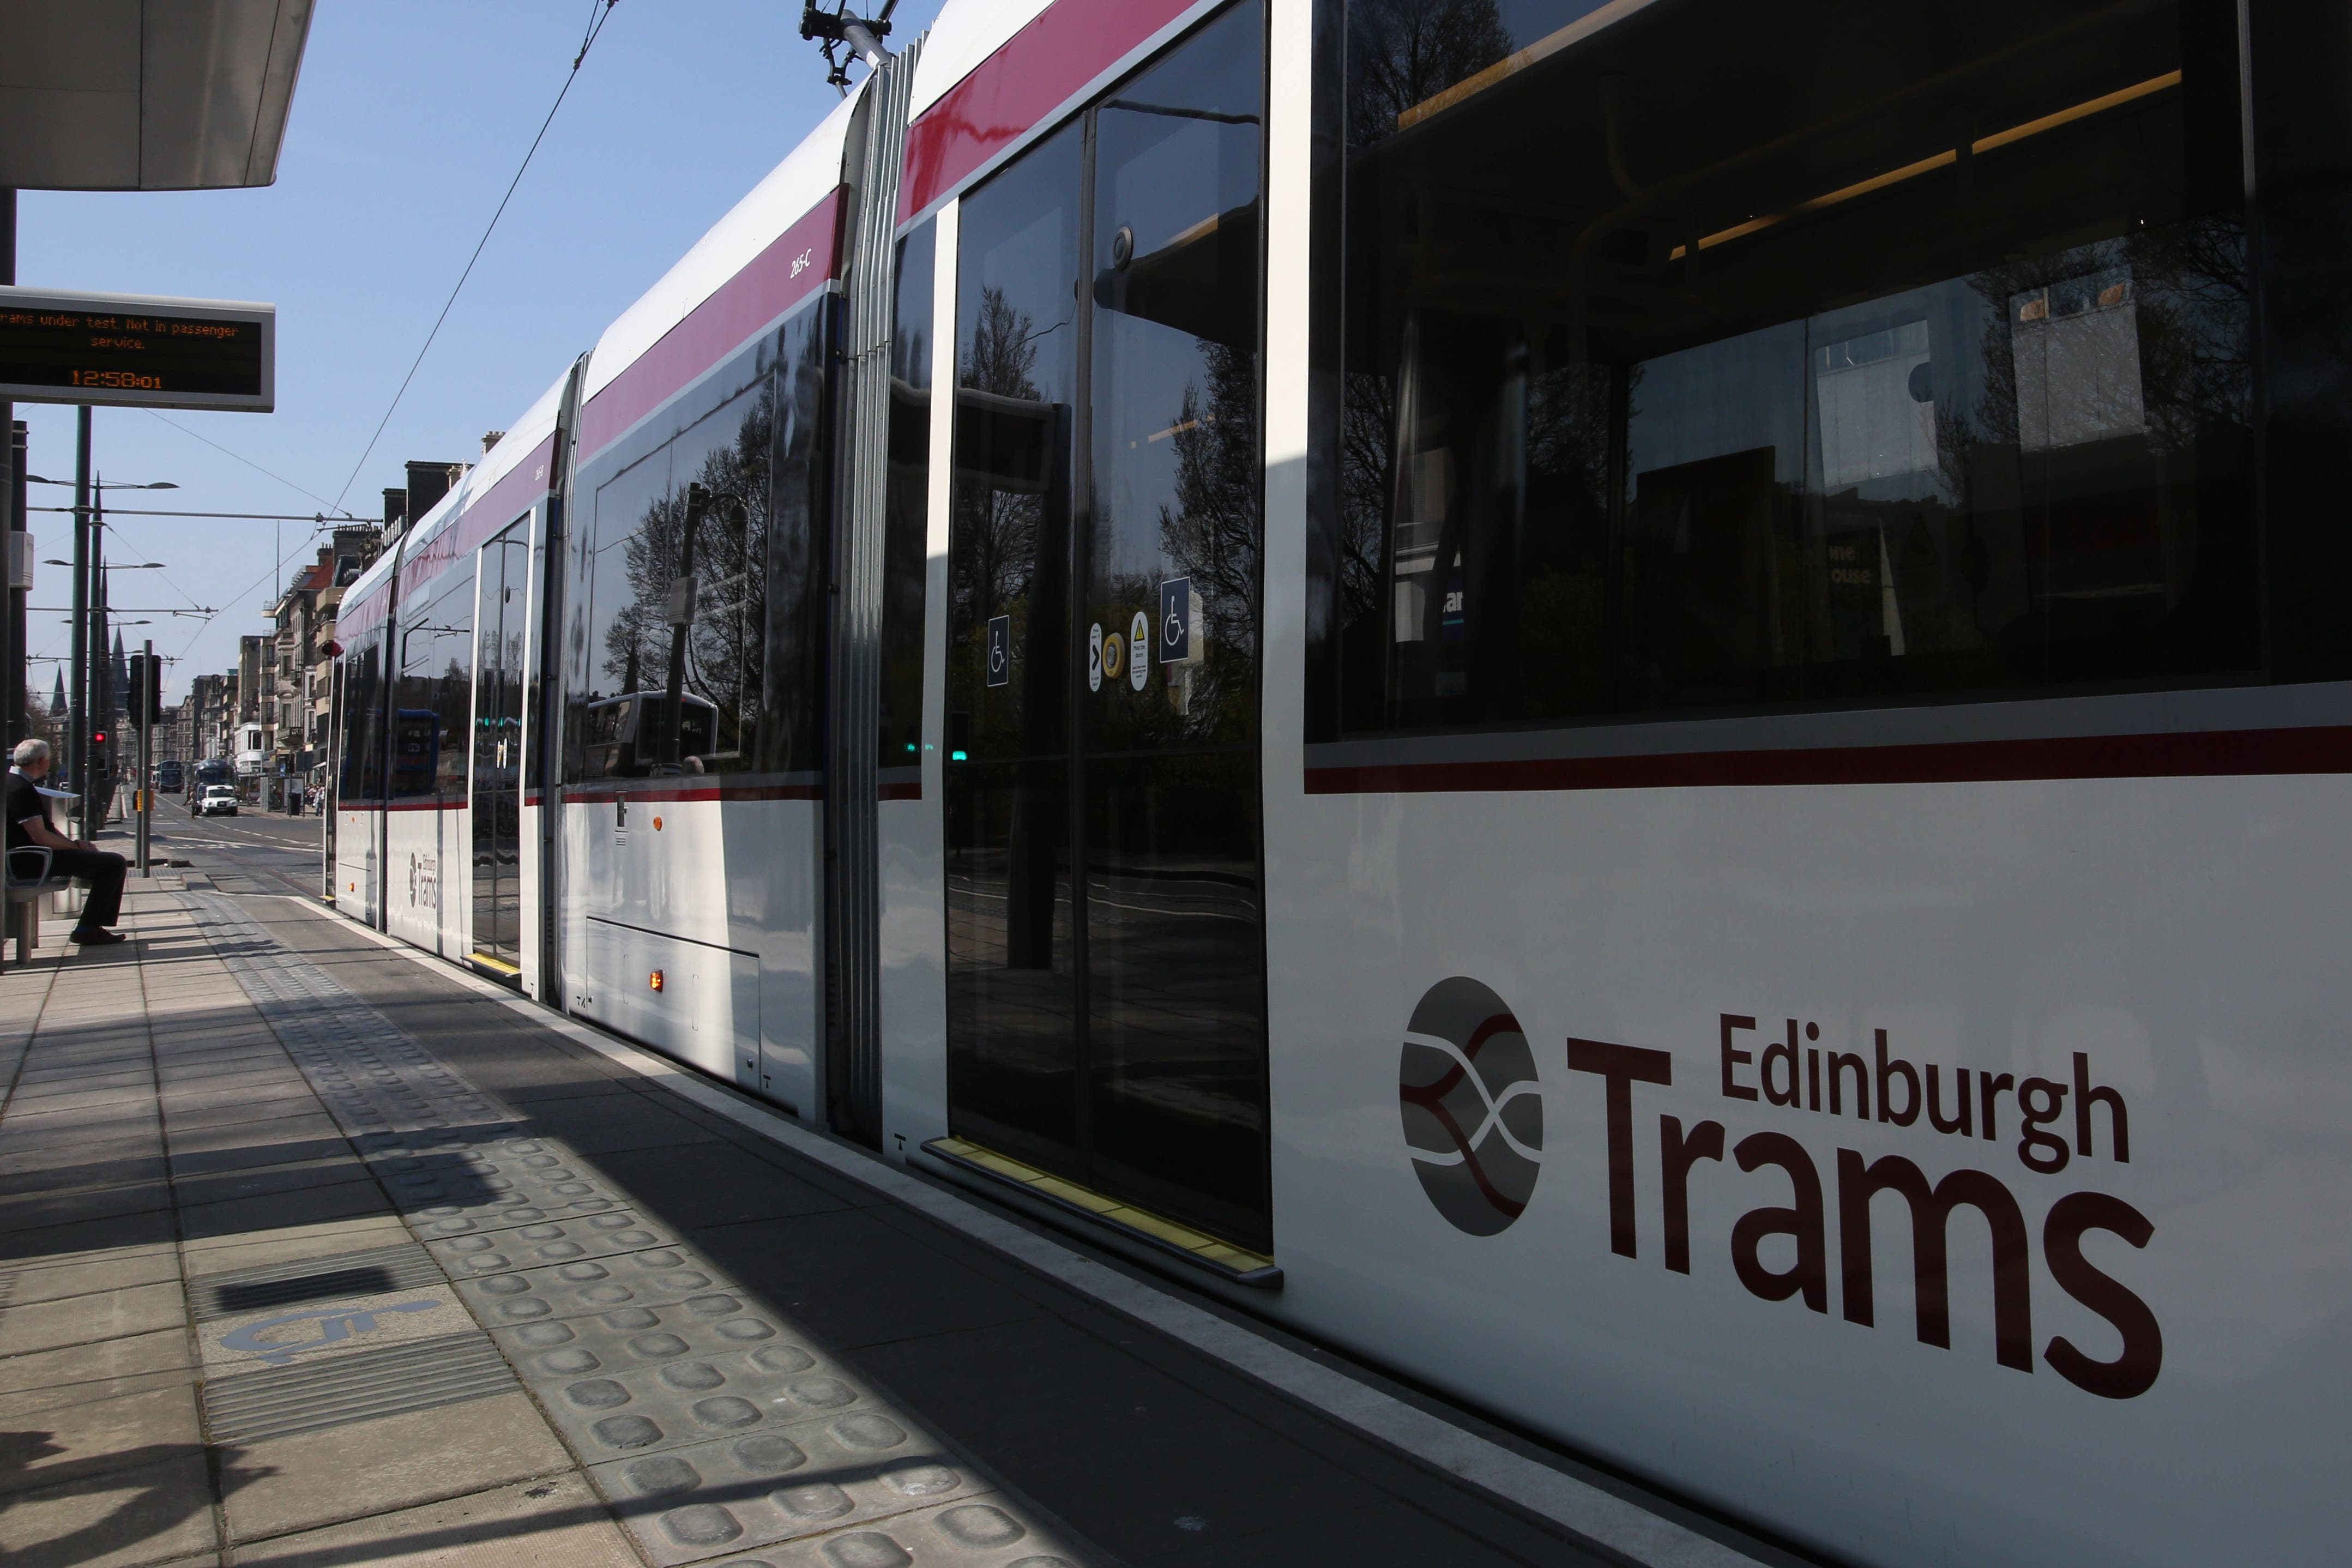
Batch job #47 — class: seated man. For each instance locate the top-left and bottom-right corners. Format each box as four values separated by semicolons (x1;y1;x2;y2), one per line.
7;739;127;945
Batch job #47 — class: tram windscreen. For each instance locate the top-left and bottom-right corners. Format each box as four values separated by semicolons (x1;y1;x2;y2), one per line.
1326;0;2255;734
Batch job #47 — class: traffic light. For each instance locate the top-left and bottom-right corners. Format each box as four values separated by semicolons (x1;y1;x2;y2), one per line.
125;654;164;728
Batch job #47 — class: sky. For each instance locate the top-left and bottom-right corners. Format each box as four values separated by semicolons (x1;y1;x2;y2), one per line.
13;0;946;708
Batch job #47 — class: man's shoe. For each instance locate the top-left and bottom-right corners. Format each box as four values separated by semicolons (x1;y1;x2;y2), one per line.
69;927;128;945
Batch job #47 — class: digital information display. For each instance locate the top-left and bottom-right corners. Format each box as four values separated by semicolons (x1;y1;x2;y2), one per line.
0;286;274;412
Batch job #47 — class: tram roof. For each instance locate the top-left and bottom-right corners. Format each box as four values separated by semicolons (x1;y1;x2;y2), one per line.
390;480;469;592
578;88;863;415
908;0;1057;120
334;522;401;641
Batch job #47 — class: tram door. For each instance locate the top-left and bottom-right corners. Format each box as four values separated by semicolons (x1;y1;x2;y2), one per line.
944;1;1270;1252
471;521;530;976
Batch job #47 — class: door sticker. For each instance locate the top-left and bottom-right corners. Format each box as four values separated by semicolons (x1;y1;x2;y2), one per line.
1101;629;1125;685
1129;610;1150;690
1159;576;1192;665
1088;622;1103;692
987;614;1012;689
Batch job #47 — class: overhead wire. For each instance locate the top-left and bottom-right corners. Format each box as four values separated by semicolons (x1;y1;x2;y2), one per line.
141;409;355;515
330;0;622;512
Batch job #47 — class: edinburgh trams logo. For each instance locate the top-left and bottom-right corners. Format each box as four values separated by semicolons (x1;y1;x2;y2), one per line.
1399;978;1543;1235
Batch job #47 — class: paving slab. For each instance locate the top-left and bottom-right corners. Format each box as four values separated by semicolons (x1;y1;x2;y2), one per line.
0;1451;219;1568
0;1330;196;1416
218;1390;573;1543
0;1180;174;1237
180;1216;413;1276
0;1281;187;1358
231;1473;641;1568
0;1246;181;1306
0;1384;204;1496
0;1150;170;1201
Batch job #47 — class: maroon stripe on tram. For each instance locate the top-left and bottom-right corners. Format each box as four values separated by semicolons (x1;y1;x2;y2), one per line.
557;783;824;805
900;0;1201;224
577;191;846;462
1304;725;2352;795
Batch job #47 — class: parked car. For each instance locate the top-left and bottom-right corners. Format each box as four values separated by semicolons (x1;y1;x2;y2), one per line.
195;784;240;817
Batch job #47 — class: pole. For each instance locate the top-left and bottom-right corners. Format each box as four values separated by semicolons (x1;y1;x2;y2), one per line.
91;488;107;826
8;420;25;751
1;185;15;754
69;411;88;835
136;639;151;874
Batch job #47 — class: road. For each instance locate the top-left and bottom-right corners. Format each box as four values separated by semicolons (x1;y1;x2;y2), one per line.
124;794;329;901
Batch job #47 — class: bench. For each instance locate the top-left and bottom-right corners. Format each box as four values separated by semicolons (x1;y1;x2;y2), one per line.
5;848;74;964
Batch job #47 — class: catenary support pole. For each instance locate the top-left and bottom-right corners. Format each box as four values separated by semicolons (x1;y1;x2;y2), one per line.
1;186;15;753
90;488;106;825
69;409;89;835
136;637;151;873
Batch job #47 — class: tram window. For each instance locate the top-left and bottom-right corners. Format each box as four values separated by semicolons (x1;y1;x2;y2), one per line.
765;305;831;777
571;377;777;780
336;641;384;802
391;562;475;799
946;120;1085;1167
878;221;936;779
1322;0;2257;738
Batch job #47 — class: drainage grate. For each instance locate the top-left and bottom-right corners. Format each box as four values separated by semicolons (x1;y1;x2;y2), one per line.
192;1243;445;1320
203;1331;515;1443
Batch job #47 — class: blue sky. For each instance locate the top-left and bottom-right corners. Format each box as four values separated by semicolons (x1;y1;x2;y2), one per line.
14;0;944;706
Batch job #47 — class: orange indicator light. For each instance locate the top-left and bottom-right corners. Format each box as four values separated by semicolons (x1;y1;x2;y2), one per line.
653;815;663;830
649;970;665;992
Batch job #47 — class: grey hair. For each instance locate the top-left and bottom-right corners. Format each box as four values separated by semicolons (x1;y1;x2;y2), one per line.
12;739;51;767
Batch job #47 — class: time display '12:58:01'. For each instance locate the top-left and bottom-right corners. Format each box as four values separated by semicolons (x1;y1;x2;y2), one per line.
70;369;166;390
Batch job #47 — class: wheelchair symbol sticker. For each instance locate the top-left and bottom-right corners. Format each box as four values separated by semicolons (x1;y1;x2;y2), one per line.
1159;577;1192;665
986;615;1011;690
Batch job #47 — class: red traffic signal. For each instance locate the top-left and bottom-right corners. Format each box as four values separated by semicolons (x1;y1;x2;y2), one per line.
91;729;108;746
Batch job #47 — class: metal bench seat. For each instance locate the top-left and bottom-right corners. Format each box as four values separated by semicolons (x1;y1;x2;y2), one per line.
5;848;75;964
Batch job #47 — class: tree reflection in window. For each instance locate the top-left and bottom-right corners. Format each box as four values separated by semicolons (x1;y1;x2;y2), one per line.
598;387;774;774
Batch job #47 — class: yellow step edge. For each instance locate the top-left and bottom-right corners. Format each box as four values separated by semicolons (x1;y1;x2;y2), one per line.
924;1136;1276;1276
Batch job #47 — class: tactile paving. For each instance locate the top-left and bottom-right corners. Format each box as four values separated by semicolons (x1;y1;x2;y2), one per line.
426;1209;679;1276
192;1241;444;1319
530;1337;871;1463
188;890;1096;1566
203;1331;515;1442
456;1248;743;1326
591;1422;1045;1567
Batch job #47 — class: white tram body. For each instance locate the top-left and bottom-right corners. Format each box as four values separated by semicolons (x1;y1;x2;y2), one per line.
324;1;2352;1563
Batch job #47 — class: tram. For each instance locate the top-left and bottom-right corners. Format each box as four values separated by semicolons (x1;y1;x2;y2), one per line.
323;2;2351;1563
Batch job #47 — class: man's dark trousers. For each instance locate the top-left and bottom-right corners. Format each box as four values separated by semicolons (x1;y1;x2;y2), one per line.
49;847;125;929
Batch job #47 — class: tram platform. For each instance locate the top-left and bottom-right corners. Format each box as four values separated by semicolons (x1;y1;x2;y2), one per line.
0;878;1805;1568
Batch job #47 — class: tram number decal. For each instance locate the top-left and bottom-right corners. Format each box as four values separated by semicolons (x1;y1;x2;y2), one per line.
986;615;1011;689
789;248;815;279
